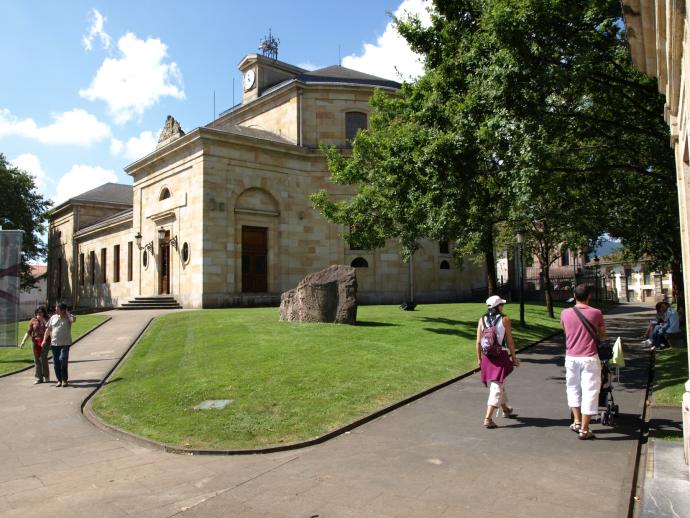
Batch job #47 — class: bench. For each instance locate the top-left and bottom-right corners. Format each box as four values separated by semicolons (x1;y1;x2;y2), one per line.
663;332;686;349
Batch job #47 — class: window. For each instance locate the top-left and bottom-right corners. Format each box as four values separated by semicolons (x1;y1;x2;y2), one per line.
90;251;95;285
561;248;570;266
159;187;171;200
143;250;149;269
644;271;651;285
345;112;367;143
113;245;120;283
440;260;450;270
439;241;450;254
181;242;190;264
127;242;133;281
101;248;107;283
350;257;368;268
79;253;85;286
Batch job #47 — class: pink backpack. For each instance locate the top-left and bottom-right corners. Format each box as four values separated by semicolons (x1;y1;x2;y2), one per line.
480;315;503;357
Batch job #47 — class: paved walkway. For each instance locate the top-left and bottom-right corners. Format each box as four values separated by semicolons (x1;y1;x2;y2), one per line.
0;305;653;518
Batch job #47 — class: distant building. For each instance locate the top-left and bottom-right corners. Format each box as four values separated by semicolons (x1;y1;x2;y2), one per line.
47;50;486;310
19;265;47;319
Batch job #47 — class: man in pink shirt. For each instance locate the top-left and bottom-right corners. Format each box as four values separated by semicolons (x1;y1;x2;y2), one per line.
560;284;606;440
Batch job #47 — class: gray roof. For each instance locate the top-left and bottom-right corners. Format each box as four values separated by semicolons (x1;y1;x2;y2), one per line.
301;66;401;89
213;124;295;145
74;208;133;238
64;183;132;207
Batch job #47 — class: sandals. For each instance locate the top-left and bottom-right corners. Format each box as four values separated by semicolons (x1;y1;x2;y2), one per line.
483;418;497;429
578;429;595;440
570;422;581;433
501;406;517;418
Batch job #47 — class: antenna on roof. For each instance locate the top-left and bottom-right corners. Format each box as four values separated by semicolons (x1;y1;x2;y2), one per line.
213;90;216;122
259;28;279;60
338;45;341;66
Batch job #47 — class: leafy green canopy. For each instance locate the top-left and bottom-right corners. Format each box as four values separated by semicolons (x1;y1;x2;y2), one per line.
0;153;52;288
312;0;677;302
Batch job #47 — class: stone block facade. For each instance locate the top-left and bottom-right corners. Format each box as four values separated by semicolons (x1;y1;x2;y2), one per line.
48;51;487;310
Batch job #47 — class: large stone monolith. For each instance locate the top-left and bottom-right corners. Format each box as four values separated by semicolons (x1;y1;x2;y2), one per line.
279;265;357;324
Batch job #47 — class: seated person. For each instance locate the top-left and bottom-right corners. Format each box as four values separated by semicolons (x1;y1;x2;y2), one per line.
649;302;680;350
643;302;666;342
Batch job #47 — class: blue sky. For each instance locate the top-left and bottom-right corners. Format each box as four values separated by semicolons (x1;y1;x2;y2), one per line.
1;0;429;206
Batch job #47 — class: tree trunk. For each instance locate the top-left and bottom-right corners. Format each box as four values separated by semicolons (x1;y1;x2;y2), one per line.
671;259;685;324
541;254;555;319
484;227;497;296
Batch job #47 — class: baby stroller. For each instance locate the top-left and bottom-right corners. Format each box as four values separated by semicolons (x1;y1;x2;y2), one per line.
598;359;619;426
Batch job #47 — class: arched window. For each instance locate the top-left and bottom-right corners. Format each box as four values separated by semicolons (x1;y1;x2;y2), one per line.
350;257;369;268
345;112;368;144
440;260;450;270
159;187;171;201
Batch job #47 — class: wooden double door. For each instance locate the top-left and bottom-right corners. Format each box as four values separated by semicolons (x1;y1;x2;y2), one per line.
159;230;170;295
242;226;267;292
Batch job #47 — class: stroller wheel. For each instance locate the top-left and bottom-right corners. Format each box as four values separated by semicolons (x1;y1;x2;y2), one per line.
600;411;608;425
613;404;619;416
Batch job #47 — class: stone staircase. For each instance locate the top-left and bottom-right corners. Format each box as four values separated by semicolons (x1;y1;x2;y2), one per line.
119;296;182;310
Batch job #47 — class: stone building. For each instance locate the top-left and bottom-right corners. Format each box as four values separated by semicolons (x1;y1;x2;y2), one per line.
622;0;690;475
47;52;486;310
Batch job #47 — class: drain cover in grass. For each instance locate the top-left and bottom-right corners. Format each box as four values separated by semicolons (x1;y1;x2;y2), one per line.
193;399;233;410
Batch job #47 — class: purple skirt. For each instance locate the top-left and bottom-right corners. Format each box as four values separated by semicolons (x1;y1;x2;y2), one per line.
480;349;514;385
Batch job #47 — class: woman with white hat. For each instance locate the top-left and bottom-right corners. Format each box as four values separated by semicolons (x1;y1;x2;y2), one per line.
476;295;520;428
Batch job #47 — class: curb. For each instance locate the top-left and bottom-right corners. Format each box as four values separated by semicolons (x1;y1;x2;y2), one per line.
81;323;564;456
626;347;655;518
0;316;113;379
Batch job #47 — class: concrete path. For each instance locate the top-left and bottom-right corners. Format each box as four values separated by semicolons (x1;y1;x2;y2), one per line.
0;305;653;517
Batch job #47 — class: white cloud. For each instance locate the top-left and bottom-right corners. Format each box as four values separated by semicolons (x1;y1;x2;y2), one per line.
123;130;158;160
109;130;159;160
83;9;111;51
109;137;124;155
53;165;118;206
80;32;185;124
10;153;50;192
342;0;432;81
0;108;111;146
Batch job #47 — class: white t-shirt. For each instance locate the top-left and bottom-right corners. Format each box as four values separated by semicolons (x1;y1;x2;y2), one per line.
47;314;73;346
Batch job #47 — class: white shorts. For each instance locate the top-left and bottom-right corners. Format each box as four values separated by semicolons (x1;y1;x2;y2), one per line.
565;356;601;416
487;381;508;407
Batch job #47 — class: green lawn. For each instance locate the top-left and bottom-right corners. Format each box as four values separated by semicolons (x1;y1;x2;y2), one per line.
654;345;689;407
0;315;110;376
92;303;564;450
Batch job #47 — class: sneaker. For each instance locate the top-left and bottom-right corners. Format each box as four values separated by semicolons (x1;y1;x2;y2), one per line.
33;379;42;385
643;339;652;346
55;381;62;387
62;381;68;387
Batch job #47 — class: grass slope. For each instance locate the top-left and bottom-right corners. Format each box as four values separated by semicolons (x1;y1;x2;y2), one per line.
92;303;563;450
654;345;689;407
0;315;110;376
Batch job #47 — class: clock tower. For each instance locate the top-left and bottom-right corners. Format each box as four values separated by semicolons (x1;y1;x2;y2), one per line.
238;53;305;104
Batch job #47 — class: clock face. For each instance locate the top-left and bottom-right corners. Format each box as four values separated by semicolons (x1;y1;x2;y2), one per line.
243;69;255;91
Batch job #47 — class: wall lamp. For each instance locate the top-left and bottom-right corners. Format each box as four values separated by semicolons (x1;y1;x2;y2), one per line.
134;232;154;253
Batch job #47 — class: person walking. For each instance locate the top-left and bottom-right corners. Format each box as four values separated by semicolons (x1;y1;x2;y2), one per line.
560;284;606;440
19;306;50;384
476;295;520;429
43;302;76;388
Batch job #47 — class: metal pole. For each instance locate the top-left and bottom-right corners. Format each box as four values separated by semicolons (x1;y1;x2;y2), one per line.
519;241;525;328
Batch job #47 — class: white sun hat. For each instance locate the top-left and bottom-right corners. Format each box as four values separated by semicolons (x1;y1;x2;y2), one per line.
486;295;507;308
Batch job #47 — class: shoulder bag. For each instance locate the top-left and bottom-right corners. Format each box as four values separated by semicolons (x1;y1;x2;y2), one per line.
572;307;612;360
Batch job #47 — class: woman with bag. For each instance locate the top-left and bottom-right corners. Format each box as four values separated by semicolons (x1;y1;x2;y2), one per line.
19;306;50;384
476;295;520;429
560;284;607;440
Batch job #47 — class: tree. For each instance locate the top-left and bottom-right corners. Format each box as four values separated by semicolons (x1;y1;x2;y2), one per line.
0;154;52;289
312;0;681;316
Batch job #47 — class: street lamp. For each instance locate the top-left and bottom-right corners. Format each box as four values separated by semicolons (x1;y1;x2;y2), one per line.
593;255;600;304
516;231;526;328
134;231;153;253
